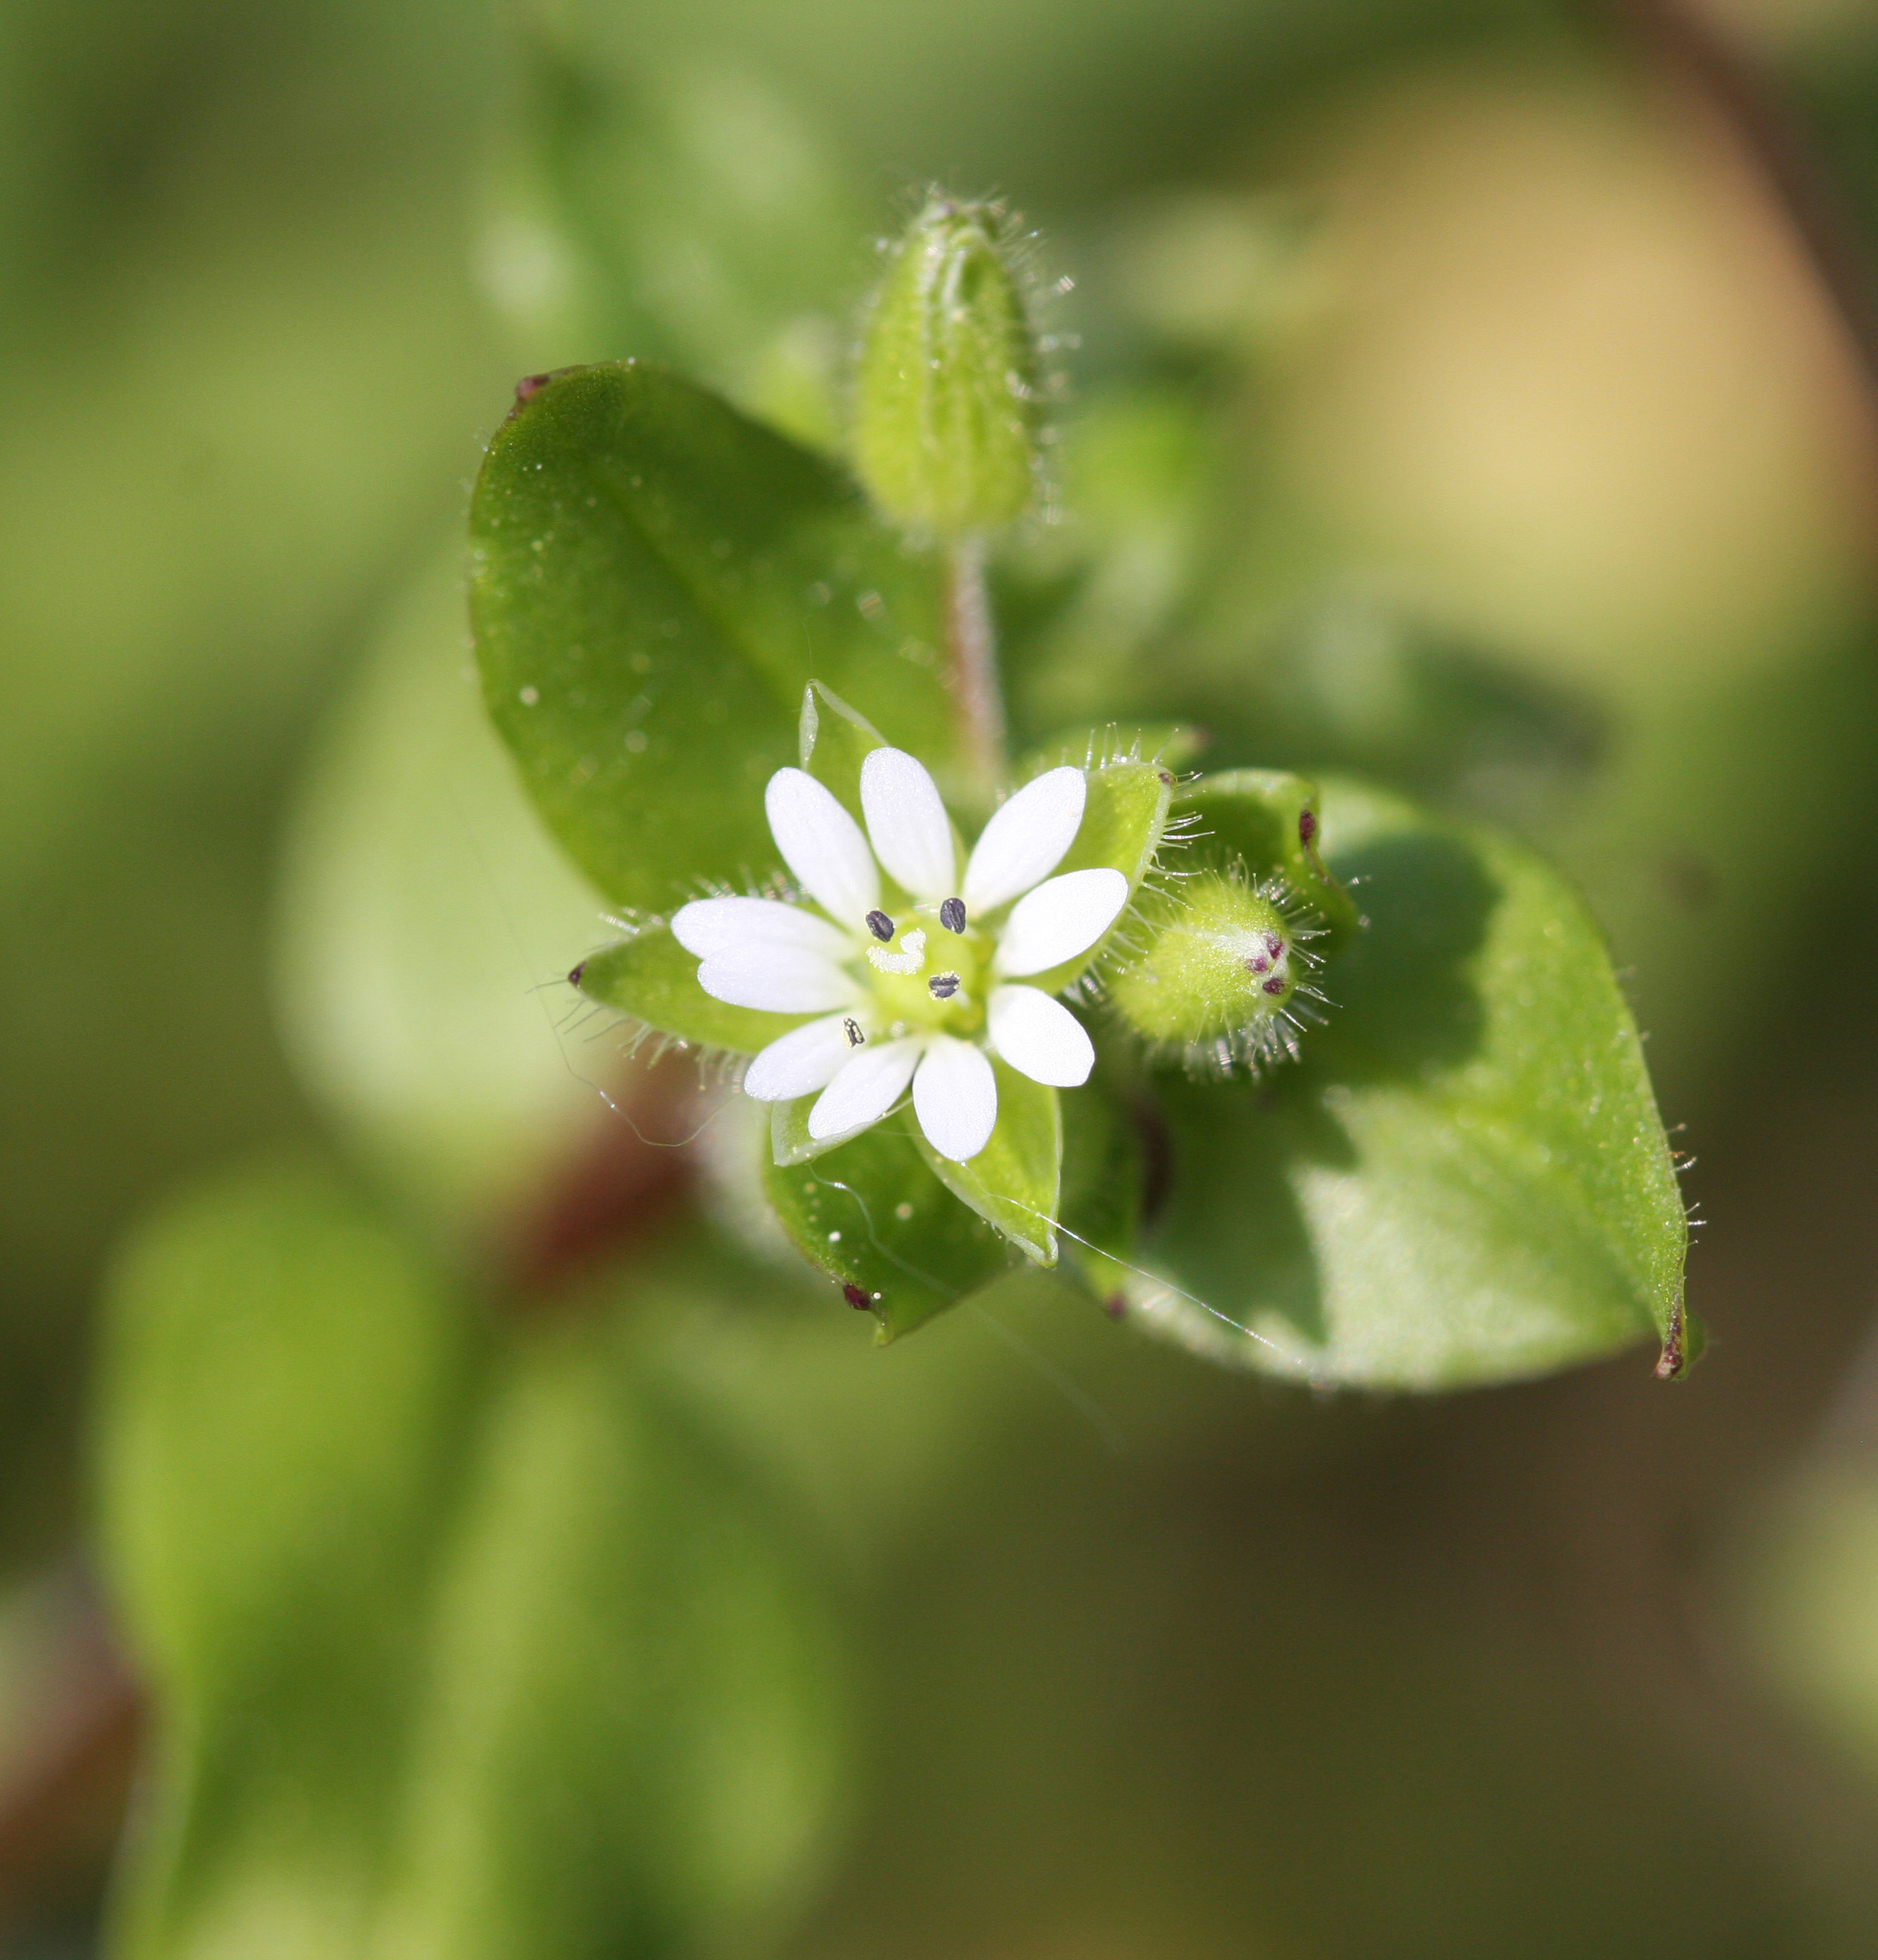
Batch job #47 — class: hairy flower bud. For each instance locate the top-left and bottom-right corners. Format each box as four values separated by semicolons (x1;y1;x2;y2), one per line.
854;195;1040;537
1106;873;1319;1072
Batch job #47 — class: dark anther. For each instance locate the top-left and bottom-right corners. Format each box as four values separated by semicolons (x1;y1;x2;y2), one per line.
866;909;895;941
515;372;553;404
1298;808;1318;845
1263;975;1286;995
928;972;961;1000
940;897;966;933
1102;1293;1128;1321
1246;954;1270;975
842;1282;872;1311
843;1017;866;1048
1266;932;1285;957
567;960;587;989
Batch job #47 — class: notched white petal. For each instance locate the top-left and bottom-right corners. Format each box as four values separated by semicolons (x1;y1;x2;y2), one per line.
765;768;879;922
697;946;856;1014
913;1037;998;1162
860;747;956;900
807;1037;924;1140
671;896;852;962
963;765;1086;913
987;985;1095;1087
993;867;1129;978
742;1014;858;1102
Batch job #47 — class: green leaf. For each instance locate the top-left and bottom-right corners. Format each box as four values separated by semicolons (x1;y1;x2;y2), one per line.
1125;778;1687;1390
99;1164;850;1959
1173;768;1359;937
470;362;955;913
763;1117;1011;1340
1021;753;1173;994
575;925;804;1054
95;1158;479;1960
915;1062;1061;1265
374;1294;849;1958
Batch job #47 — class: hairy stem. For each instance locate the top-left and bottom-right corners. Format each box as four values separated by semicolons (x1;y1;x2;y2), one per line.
945;535;1008;795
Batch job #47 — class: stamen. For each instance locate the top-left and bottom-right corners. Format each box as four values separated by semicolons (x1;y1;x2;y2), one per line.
928;972;961;1000
843;1016;866;1047
866;909;895;941
940;897;966;934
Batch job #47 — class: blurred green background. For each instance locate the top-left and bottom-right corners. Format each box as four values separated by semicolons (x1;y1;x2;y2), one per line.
12;0;1878;1952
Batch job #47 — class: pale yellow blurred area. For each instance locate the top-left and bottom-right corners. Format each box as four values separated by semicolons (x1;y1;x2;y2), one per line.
1274;65;1878;701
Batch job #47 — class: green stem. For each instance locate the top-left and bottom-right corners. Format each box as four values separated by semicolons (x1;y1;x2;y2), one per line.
945;535;1007;796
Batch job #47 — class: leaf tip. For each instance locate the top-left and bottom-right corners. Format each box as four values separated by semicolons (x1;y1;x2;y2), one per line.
1653;1298;1703;1380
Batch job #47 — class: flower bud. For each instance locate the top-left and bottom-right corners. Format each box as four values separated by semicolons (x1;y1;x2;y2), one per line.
1106;873;1316;1071
854;195;1040;537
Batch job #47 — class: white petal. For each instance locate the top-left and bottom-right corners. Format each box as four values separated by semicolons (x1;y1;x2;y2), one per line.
807;1037;925;1140
963;766;1086;913
987;985;1095;1087
993;867;1130;978
742;1015;860;1102
912;1037;998;1162
671;896;852;962
765;768;879;924
860;748;956;901
698;946;856;1014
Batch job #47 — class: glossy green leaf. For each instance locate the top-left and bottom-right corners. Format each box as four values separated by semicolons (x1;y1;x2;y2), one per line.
915;1062;1061;1265
1124;778;1687;1390
1173;768;1359;937
470;362;955;913
95;1158;479;1960
375;1296;849;1960
763;1116;1011;1340
575;925;804;1054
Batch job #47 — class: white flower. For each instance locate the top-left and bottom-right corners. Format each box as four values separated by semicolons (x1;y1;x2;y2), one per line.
671;749;1127;1162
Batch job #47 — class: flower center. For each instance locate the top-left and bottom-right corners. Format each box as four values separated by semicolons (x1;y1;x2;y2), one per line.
854;915;987;1036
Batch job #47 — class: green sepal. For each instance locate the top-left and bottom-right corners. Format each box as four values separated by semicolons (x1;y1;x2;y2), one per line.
1174;769;1359;938
1021;755;1173;994
1018;724;1206;778
913;1062;1061;1265
574;928;805;1055
798;681;889;822
761;1118;1012;1339
470;362;953;912
798;678;968;898
770;1093;882;1168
